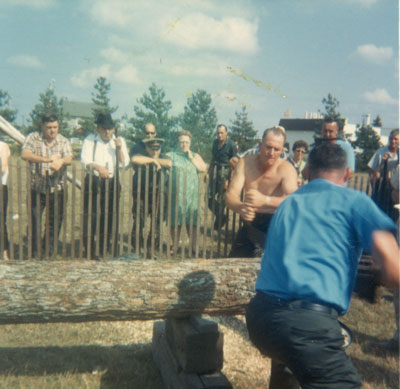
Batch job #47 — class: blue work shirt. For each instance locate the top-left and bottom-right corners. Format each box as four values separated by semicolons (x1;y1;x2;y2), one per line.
255;179;396;315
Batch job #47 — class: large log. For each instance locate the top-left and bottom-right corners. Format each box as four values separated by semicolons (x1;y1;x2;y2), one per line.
0;258;259;324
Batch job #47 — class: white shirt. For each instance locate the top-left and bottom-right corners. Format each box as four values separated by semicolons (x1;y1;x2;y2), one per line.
81;133;129;177
0;141;10;185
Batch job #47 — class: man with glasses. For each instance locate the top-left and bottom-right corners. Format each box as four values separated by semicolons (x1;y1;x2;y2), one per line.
129;123;158;158
81;112;129;260
131;137;171;257
226;126;298;258
288;140;309;186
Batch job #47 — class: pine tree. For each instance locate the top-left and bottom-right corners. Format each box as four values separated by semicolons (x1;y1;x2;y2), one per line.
314;93;345;140
0;90;17;124
180;89;217;159
372;115;382;127
129;83;178;149
351;125;382;171
78;77;118;139
27;83;66;134
230;106;257;153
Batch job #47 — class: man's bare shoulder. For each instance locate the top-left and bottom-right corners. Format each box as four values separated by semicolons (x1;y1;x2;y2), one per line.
278;159;297;173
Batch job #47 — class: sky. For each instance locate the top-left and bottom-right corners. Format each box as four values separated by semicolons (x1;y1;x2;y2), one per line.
0;0;398;136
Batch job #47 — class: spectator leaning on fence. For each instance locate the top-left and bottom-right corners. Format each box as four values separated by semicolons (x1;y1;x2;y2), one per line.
226;126;298;258
167;130;207;254
246;143;399;389
206;124;238;230
21;113;72;258
0;141;10;260
131;137;172;256
129;123;157;157
368;128;399;221
81;112;129;260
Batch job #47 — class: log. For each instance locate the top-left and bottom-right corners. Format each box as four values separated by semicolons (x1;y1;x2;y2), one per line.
0;258;259;324
0;115;81;189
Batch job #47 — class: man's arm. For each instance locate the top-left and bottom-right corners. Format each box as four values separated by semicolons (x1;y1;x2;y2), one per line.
21;149;52;164
245;162;298;212
372;230;400;288
225;158;256;221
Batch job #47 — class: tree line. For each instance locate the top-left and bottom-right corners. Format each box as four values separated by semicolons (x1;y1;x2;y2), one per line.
0;83;384;170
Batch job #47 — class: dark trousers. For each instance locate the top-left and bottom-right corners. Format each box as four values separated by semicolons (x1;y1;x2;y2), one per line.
208;168;229;228
83;176;120;258
229;214;273;258
131;194;160;253
29;189;65;258
246;292;362;389
0;185;8;253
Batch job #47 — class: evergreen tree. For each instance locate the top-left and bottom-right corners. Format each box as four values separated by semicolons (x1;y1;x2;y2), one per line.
372;115;382;127
0;90;17;124
129;83;178;149
78;77;118;139
230;106;257;153
27;83;66;134
314;93;345;140
180;89;217;159
351;125;382;171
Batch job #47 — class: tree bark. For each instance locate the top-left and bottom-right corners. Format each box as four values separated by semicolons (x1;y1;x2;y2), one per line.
0;258;259;324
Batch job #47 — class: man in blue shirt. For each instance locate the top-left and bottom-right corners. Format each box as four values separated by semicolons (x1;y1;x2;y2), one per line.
246;143;399;388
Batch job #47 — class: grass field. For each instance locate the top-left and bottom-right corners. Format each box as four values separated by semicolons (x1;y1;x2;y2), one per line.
0;286;398;388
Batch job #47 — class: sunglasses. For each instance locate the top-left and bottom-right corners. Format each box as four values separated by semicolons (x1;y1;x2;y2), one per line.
145;131;156;135
294;149;306;153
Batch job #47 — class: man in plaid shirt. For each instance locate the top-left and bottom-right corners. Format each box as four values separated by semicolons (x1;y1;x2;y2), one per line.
21;113;72;258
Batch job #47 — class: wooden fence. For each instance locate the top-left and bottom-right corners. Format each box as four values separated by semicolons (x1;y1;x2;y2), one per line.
0;158;372;261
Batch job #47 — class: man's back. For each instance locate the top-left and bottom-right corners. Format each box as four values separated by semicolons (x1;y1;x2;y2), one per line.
256;178;396;315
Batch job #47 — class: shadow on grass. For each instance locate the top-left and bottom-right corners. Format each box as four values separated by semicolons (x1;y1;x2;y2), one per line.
0;343;163;388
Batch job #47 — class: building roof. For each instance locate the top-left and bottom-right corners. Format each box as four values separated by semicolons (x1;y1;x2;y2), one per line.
63;100;96;119
278;118;322;132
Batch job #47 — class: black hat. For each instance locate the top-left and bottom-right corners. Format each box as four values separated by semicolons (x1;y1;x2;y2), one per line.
143;138;164;150
95;112;114;129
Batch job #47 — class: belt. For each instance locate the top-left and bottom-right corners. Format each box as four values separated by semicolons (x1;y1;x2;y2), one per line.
256;291;338;316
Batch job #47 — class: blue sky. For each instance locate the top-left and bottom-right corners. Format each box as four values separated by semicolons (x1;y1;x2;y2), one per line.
0;0;398;135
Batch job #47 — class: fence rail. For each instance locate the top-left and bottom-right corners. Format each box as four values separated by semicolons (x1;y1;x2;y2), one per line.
0;159;372;260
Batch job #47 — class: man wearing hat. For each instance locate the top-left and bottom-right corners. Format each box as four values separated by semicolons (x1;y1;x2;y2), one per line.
81;112;129;259
131;137;171;257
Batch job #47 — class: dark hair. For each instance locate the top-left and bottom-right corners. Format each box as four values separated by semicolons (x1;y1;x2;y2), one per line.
323;117;338;125
41;113;58;124
309;143;347;174
217;124;227;132
292;140;309;152
389;129;399;139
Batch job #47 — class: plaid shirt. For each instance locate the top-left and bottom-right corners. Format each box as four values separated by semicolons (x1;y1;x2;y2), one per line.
22;132;72;193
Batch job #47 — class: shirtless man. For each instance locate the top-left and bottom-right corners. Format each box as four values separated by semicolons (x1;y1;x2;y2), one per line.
226;126;298;257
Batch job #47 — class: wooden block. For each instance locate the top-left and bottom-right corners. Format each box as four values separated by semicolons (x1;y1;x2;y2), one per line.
152;321;232;389
152;321;204;388
166;317;224;374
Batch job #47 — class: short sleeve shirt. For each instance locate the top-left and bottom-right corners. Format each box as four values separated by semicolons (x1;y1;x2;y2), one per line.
211;138;237;166
22;132;72;193
368;145;399;179
255;179;396;315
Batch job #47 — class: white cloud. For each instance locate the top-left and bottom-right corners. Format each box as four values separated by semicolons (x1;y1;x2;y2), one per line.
362;89;397;105
352;44;393;65
114;64;139;84
7;54;43;69
345;0;379;6
1;0;55;7
162;13;258;55
71;64;111;88
100;47;131;64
